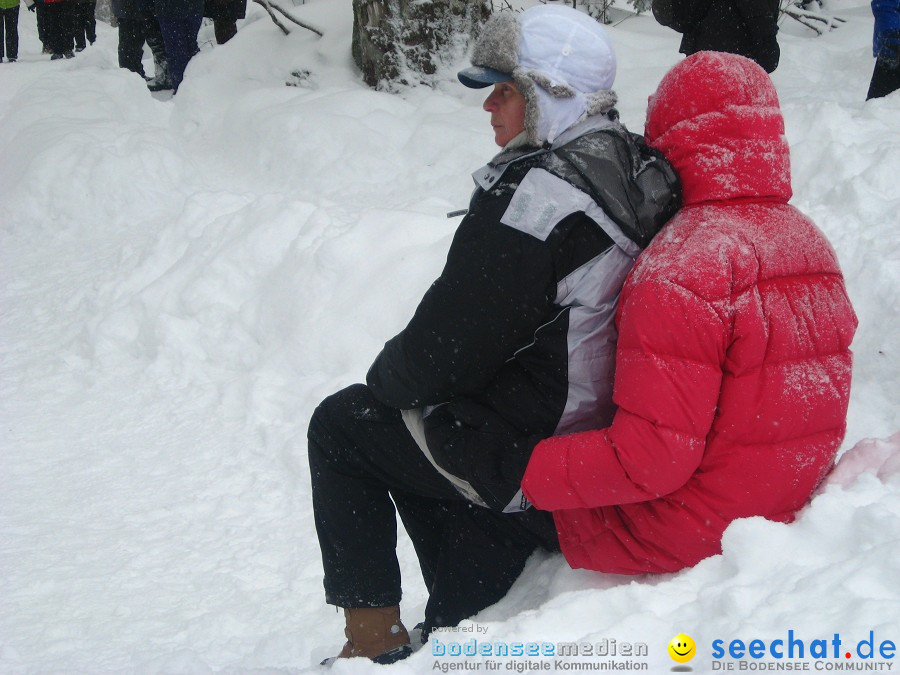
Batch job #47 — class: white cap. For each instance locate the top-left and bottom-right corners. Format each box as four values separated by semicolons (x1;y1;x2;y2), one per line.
517;5;616;95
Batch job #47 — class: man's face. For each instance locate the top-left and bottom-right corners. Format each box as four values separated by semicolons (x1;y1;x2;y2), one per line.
483;82;527;147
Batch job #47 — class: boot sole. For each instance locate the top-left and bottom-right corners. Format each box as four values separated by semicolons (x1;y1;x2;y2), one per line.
320;644;412;667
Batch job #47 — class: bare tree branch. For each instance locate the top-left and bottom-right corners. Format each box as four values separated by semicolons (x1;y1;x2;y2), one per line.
267;0;324;37
780;2;846;36
253;0;290;35
252;0;324;37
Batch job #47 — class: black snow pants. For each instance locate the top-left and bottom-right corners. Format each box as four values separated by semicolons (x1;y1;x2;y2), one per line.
43;1;73;57
1;6;18;61
307;383;559;634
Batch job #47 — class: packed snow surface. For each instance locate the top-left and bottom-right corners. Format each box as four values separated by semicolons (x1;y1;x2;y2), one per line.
1;0;898;673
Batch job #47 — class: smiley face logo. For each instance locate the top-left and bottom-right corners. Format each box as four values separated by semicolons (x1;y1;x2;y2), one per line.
668;634;696;663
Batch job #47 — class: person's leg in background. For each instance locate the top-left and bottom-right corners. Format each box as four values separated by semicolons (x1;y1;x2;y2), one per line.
0;7;18;62
156;12;199;92
116;16;145;75
142;7;170;89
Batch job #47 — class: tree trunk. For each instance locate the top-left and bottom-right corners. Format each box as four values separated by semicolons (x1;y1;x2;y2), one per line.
352;0;491;90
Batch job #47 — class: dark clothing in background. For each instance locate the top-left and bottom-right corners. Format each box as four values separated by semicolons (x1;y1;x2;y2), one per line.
203;0;244;43
153;0;202;91
156;13;200;91
867;0;900;98
115;12;165;75
652;0;781;72
70;0;95;49
115;17;147;72
43;0;73;56
867;56;900;98
871;0;900;57
1;6;18;60
34;0;48;50
111;0;167;77
212;18;233;44
152;0;199;18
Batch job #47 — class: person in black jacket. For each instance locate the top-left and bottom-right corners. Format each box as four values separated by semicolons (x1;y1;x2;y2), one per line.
652;0;781;73
307;5;680;665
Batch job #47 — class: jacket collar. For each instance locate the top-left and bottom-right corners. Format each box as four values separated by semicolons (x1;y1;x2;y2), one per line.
471;114;619;192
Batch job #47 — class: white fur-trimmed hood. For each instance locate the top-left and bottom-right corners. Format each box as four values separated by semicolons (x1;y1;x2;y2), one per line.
465;6;618;146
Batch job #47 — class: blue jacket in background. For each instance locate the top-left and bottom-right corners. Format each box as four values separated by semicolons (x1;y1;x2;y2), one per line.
872;0;900;58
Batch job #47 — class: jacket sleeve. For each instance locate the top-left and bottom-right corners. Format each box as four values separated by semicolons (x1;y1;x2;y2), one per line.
366;190;555;409
737;0;781;72
521;272;727;510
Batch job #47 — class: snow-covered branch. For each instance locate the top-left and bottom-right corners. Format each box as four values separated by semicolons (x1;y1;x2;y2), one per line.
253;0;324;37
780;1;846;36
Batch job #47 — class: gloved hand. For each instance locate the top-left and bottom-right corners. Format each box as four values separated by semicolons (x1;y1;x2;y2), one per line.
424;402;539;512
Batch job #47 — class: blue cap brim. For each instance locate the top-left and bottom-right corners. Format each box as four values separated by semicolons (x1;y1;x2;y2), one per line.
457;66;513;89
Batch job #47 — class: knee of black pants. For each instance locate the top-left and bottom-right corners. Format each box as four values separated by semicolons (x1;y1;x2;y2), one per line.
307;388;350;474
307;383;391;471
308;382;363;444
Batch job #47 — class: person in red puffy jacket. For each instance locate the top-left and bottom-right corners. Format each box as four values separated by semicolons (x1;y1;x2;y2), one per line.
521;51;858;575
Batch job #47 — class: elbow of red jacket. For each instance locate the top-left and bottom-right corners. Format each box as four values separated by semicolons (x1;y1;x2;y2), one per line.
604;415;708;500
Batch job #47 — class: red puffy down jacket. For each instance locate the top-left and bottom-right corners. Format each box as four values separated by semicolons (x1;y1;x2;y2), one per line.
521;52;858;574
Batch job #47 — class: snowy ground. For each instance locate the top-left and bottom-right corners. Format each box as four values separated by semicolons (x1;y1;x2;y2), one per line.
1;0;898;673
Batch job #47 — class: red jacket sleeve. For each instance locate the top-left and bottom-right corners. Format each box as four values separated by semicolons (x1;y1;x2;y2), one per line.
522;273;728;510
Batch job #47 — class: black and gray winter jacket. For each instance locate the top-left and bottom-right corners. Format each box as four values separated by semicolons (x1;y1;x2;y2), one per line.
366;115;680;511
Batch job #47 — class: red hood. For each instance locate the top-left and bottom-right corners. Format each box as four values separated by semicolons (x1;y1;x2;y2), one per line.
644;51;792;206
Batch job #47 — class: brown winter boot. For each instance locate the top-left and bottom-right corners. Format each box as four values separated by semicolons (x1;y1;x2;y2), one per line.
324;606;412;665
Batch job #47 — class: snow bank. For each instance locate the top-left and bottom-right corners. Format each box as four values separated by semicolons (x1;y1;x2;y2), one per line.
1;0;897;672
